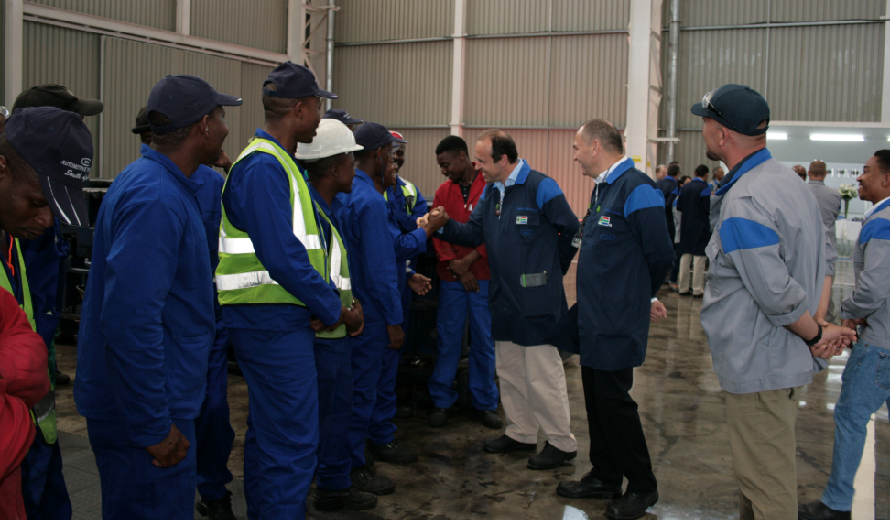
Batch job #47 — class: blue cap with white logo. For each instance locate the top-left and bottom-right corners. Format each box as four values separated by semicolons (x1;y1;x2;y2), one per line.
5;107;93;226
147;75;243;134
691;84;770;136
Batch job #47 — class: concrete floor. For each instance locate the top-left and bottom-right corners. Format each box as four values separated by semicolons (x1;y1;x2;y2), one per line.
52;260;890;520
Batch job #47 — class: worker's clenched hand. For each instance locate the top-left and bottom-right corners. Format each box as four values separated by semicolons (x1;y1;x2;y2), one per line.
423;207;449;236
146;423;190;468
345;302;364;336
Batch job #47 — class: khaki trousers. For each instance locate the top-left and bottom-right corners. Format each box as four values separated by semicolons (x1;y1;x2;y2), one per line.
723;387;802;520
678;253;707;295
495;341;577;453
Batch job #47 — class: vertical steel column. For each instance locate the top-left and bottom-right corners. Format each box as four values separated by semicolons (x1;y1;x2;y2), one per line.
883;0;890;122
325;0;335;112
449;0;467;136
665;0;679;163
4;0;24;107
625;0;654;172
176;0;191;35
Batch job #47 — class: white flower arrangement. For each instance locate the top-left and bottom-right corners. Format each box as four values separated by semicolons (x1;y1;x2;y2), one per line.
838;184;858;200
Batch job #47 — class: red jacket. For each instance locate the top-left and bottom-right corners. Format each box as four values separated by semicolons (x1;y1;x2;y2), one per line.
432;170;491;282
0;288;49;520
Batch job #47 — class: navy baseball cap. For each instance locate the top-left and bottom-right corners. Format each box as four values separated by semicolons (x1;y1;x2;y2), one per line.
5;107;93;226
691;84;770;136
13;84;104;116
147;75;242;134
323;108;363;125
263;62;337;99
353;122;406;152
131;106;150;134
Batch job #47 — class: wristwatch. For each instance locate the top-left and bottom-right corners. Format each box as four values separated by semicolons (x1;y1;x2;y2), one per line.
804;323;823;347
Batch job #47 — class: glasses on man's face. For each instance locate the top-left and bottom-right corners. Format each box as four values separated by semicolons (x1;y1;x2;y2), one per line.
0;106;9;119
702;91;735;130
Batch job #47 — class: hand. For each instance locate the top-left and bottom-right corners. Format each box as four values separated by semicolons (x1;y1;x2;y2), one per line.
460;271;479;293
408;273;431;295
145;423;190;468
841;318;867;330
309;317;325;332
213;150;233;174
325;307;347;332
386;324;405;350
416;214;429;228
423;207;449;235
344;302;364;336
650;301;667;323
809;342;838;359
812;323;857;355
449;257;473;277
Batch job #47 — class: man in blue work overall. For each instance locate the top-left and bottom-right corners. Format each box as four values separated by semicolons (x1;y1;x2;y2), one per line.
556;120;674;520
130;106;237;520
215;62;362;520
676;164;712;296
75;75;242;520
296;119;378;512
334;122;447;495
436;129;580;470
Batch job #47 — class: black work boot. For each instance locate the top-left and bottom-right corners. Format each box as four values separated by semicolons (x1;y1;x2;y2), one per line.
482;434;536;454
798;500;852;520
526;442;577;470
366;439;418;464
606;489;659;520
350;464;396;496
557;471;622;499
313;486;378;511
479;410;503;429
429;408;450;427
195;490;236;520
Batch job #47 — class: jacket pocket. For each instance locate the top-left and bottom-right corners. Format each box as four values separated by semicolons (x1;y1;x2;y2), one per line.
169;330;213;396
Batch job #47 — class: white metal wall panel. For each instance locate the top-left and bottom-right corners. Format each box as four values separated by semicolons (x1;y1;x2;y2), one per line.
552;0;630;32
771;1;884;23
336;0;453;43
679;0;769;27
22;22;101;175
464;37;550;126
388;128;451;198
190;0;288;53
331;41;451;126
768;24;883;122
549;33;628;127
467;0;549;35
676;29;767;129
29;0;176;31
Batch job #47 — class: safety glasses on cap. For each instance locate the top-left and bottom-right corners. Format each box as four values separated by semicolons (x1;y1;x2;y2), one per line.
702;90;736;130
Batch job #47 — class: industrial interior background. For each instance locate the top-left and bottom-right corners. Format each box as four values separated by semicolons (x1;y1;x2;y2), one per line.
2;0;887;217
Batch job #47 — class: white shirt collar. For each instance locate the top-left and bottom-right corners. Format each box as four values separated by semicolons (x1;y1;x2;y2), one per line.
594;156;628;184
494;159;525;196
864;194;890;219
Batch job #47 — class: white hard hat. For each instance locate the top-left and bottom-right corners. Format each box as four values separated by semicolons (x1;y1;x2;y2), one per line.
297;119;364;161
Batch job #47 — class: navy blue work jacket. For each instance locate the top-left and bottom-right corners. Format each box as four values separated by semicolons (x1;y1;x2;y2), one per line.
656;175;679;241
438;161;579;346
577;159;674;371
334;169;403;326
386;175;429;234
75;145;215;448
221;129;342;331
677;177;712;256
192;164;225;324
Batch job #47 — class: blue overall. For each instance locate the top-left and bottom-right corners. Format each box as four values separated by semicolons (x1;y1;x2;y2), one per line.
74;145;216;520
386;177;428;329
221;130;342;520
192;165;235;502
309;185;355;491
333;169;404;468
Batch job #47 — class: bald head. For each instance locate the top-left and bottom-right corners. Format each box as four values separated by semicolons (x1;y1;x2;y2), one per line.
808;161;827;180
579;119;624;154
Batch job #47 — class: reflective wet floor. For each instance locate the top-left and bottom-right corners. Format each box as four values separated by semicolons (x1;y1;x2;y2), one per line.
54;259;890;519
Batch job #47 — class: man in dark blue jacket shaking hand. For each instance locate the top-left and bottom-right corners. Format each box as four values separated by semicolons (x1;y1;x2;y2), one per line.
556;120;674;520
437;129;580;471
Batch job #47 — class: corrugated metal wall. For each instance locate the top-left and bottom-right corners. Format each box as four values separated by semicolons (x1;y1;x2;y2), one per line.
22;22;101;170
238;63;274;153
190;0;288;53
29;0;176;31
331;41;452;126
552;0;630;32
335;0;453;43
467;0;630;34
771;0;883;23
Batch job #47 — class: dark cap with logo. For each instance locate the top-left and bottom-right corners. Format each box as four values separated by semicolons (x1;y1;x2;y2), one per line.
5;107;94;226
263;62;337;99
13;84;104;116
691;84;770;136
323;108;363;125
353;122;406;152
147;75;243;134
131;107;150;134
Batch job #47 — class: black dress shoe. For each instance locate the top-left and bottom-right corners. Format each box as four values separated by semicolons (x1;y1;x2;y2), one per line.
366;439;418;464
313;486;378;511
482;434;537;454
527;442;576;470
350;465;396;496
798;500;852;520
606;490;658;520
429;407;449;427
479;410;503;430
557;471;622;499
54;369;71;386
195;490;236;520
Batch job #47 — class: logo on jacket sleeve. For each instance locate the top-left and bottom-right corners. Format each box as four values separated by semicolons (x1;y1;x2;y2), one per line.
597;216;612;227
516;216;528;225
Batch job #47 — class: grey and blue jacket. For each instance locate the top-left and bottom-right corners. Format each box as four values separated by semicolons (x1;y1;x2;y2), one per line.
701;149;827;394
841;198;890;349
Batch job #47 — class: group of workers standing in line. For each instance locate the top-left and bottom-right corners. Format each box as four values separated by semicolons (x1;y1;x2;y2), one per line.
0;60;885;520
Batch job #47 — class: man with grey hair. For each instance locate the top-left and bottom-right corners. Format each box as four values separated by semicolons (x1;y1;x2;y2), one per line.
808;160;842;323
693;84;856;520
655;164;666;181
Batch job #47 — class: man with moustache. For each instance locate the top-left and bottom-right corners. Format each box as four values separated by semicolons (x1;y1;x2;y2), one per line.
75;75;242;519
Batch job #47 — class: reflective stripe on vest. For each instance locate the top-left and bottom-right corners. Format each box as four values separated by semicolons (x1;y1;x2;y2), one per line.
216;138;329;305
316;201;353;339
384;180;419;216
0;238;35;330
